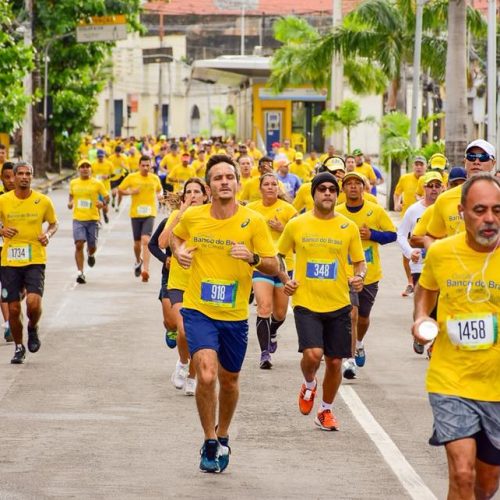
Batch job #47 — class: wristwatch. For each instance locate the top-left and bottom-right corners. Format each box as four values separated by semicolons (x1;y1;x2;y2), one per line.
249;253;261;266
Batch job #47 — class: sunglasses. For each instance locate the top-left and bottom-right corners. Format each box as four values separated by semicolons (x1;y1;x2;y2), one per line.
465;152;491;162
316;185;337;194
425;183;441;189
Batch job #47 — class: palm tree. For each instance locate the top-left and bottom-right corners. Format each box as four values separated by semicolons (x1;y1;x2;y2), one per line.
315;99;375;153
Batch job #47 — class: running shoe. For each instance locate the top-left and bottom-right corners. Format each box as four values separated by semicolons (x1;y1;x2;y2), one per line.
259;350;272;369
298;380;317;415
171;362;188;390
401;284;414;297
134;260;142;277
4;326;13;343
11;344;26;364
141;270;149;283
413;340;425;355
342;359;357;379
184;377;196;396
27;327;41;353
76;272;86;284
103;213;109;224
314;409;339;431
269;334;278;354
199;439;220;473
87;255;96;267
217;437;230;472
355;346;366;367
165;330;177;349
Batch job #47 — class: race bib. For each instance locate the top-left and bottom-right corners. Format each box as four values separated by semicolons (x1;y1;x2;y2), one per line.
446;313;498;351
137;205;152;216
306;259;338;280
7;244;32;264
200;280;237;308
77;199;92;209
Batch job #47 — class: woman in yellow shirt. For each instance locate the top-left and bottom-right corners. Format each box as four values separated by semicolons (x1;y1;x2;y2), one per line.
159;178;209;395
247;173;297;369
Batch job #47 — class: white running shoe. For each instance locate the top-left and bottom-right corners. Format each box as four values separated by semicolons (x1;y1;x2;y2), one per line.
184;377;196;396
342;358;357;380
171;362;188;390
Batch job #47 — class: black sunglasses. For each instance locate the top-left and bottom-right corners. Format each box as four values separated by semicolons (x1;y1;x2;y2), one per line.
465;152;491;162
316;185;337;194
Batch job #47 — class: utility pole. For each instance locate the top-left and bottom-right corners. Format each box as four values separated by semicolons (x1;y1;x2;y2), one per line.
487;0;496;148
22;0;33;165
410;0;425;148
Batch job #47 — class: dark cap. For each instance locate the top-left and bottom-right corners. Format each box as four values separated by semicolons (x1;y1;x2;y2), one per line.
311;172;339;197
448;166;467;182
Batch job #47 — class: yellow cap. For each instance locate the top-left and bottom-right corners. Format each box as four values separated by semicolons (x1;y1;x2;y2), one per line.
423;171;443;185
77;159;92;168
429;153;447;170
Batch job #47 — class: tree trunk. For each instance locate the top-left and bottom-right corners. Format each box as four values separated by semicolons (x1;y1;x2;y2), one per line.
32;64;47;179
444;0;468;164
389;159;400;211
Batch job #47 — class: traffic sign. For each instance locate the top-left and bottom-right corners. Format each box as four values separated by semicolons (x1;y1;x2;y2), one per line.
76;15;127;43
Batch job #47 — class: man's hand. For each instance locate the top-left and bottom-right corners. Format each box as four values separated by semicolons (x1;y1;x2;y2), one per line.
395;202;402;212
2;227;18;239
96;200;104;209
412;316;439;345
410;249;421;263
130;187;140;195
348;275;364;292
268;216;284;232
38;233;50;246
230;242;253;263
67;201;74;210
174;244;196;269
359;224;371;240
283;279;299;296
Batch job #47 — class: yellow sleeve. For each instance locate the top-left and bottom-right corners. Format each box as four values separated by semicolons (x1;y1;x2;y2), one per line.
426;197;446;238
412;205;433;237
44;197;58;224
252;216;277;258
277;219;295;255
394;176;404;195
118;176;131;191
376;206;397;232
418;245;439;291
348;225;365;263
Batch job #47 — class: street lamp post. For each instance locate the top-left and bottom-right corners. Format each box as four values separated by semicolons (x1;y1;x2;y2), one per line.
487;0;496;147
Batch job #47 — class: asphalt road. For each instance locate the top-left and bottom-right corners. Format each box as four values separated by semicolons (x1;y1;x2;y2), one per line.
0;184;453;499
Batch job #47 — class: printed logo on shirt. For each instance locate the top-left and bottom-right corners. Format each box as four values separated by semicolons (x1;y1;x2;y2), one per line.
241;218;250;228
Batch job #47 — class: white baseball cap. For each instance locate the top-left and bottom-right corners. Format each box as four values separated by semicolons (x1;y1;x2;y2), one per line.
466;139;496;158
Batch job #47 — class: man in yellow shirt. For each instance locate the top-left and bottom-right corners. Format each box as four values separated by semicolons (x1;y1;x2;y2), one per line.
412;173;500;500
278;172;366;430
160;143;182;174
109;145;129;212
236;155;253;201
0;162;58;364
336;172;397;370
68;160;109;284
278;139;296;162
191;149;207;178
91;149;114;224
352;148;377;187
172;154;277;473
290;152;313;182
118;156;163;282
394;155;427;296
167;153;197;193
426;140;496;244
239;156;285;203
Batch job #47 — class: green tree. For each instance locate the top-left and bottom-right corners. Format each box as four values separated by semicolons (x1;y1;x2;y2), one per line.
211;108;236;137
314;99;375;153
0;0;34;133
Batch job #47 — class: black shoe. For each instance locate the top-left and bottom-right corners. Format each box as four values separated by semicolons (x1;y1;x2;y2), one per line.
11;344;26;364
134;260;142;277
413;340;425;355
103;213;109;224
76;273;86;284
87;255;96;267
27;327;41;353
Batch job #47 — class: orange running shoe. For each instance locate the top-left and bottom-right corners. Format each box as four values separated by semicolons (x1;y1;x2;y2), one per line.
314;409;339;431
298;381;317;415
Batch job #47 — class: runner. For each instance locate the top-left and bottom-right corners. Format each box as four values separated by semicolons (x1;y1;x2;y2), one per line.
68;159;109;284
247;172;297;368
171;154;277;473
0;162;58;364
158;178;209;395
91;149;113;223
336;171;397;371
118;155;163;282
109;145;129;212
239;156;285;203
412;173;500;499
277;172;366;430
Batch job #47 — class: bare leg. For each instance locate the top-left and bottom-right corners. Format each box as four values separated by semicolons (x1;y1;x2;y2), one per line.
217;364;240;438
300;347;323;383
74;240;85;272
8;301;23;345
321;357;342;404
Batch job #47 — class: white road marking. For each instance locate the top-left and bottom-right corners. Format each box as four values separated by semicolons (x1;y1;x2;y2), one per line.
340;385;437;500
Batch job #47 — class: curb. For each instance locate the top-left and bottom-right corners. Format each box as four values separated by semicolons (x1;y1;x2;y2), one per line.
33;171;75;194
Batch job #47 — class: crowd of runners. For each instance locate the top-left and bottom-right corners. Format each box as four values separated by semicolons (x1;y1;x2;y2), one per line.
0;134;498;498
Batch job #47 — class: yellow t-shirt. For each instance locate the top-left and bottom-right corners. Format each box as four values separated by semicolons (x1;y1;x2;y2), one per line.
247;199;297;270
427;185;463;239
239;177;286;203
166;210;191;291
292;182;313;213
236;176;252;201
118;172;162;218
191;159;206;178
354;163;376;183
415;171;449;197
290;162;313;182
394;173;420;215
412;204;435;237
160;153;182;172
0;190;57;266
173;204;276;321
248;148;263;163
337;191;378;205
167;165;197;193
336;200;396;284
91;159;114;192
69;178;108;222
278;148;296;162
419;233;500;401
277;211;364;312
127;153;141;173
109;154;129;181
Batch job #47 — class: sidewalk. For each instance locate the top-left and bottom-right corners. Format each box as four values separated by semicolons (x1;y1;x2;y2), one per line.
32;169;75;193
